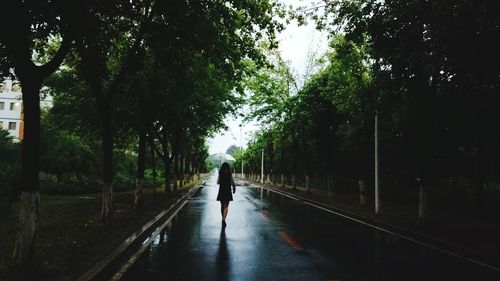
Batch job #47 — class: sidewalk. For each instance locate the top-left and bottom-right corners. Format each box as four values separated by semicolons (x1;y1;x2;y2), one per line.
238;176;500;268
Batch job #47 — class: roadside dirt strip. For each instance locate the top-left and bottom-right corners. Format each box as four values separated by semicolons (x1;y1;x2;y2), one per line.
241;179;500;274
76;182;205;281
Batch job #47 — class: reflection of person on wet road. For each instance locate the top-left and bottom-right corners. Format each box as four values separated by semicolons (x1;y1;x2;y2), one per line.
216;162;236;227
215;228;230;280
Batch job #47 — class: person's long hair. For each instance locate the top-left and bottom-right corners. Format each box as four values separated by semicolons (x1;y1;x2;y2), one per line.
219;162;231;186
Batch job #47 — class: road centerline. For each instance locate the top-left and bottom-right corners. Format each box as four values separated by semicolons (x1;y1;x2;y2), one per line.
278;231;303;251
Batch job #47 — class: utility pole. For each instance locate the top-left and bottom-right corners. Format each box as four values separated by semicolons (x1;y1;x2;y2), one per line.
261;148;264;184
241;146;244;179
374;114;380;215
240;125;244;179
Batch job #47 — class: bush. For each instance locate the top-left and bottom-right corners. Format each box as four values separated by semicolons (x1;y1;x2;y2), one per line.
40;175;102;195
0;129;20;214
113;149;137;192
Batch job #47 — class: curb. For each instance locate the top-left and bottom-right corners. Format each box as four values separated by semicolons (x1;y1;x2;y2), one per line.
241;179;500;273
75;183;205;281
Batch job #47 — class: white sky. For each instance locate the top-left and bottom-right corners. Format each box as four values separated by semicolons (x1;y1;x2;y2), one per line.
207;0;328;155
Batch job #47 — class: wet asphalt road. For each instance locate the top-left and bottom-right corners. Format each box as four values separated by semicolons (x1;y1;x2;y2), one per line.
123;172;500;281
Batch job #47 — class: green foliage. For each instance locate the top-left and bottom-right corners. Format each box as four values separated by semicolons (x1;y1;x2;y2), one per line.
320;0;500;186
243;47;295;126
32;0;285;196
226;145;242;156
0;129;20;197
40;114;94;181
0;0;287;270
242;0;500;206
0;0;83;76
242;35;372;179
114;148;137;191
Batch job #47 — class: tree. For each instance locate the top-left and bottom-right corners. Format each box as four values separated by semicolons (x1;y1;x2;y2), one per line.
142;0;283;192
243;46;299;181
302;0;500;221
0;0;83;267
226;145;242;156
73;0;155;221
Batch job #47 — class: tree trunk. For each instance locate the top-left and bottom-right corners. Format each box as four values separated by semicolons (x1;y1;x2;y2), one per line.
328;177;333;199
197;160;200;179
173;153;178;190
179;154;185;188
163;155;172;194
100;106;114;222
412;22;432;226
191;157;195;182
268;142;274;179
12;192;40;268
134;179;144;208
418;179;427;225
150;139;157;196
101;182;113;222
280;148;285;181
164;169;170;193
292;135;298;190
303;141;309;187
186;155;192;183
12;79;42;268
9;31;71;266
134;128;146;208
359;179;366;206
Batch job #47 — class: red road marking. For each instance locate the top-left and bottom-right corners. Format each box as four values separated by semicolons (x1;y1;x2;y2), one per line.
260;211;270;222
278;231;302;251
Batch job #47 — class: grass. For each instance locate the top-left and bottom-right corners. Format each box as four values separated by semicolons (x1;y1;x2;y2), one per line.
0;176;207;281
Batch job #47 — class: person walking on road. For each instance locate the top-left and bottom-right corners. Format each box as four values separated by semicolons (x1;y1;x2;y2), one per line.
217;162;236;227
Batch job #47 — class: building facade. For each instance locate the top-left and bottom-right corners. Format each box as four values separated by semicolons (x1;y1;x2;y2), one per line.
0;79;23;141
0;78;53;142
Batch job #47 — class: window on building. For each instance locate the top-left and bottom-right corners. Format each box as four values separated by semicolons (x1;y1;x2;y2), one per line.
8;122;16;130
8;102;20;111
0;102;4;110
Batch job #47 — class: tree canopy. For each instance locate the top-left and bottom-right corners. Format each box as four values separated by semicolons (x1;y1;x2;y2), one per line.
241;0;500;225
1;0;284;268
